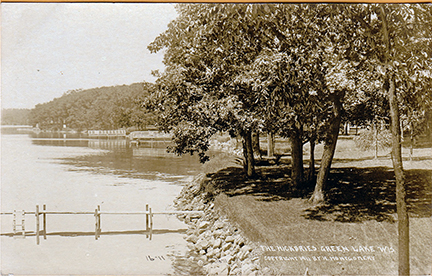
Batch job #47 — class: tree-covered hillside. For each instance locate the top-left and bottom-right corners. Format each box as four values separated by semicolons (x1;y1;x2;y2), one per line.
29;82;157;131
1;108;32;125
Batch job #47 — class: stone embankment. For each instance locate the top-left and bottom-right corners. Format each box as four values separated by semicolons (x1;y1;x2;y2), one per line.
174;173;267;275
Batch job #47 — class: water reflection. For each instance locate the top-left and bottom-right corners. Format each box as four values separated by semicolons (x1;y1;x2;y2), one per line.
27;135;205;180
30;132;85;139
32;139;90;147
59;146;202;181
2;228;187;238
133;147;182;158
88;139;128;149
1;133;208;274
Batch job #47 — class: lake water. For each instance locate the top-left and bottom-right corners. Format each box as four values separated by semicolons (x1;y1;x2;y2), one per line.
1;132;206;275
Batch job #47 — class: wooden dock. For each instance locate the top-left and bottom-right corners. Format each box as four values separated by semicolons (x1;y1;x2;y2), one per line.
88;129;127;137
1;205;203;244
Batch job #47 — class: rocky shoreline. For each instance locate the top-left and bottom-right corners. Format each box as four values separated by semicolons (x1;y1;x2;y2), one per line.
174;173;269;275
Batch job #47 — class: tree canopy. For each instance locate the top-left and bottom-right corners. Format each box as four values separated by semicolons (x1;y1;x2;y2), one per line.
1;108;31;125
148;4;432;205
30;82;157;131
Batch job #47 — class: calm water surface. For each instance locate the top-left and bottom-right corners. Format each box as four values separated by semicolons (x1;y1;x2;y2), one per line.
1;133;206;275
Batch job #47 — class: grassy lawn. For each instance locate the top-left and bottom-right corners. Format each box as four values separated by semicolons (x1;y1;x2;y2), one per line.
208;138;432;275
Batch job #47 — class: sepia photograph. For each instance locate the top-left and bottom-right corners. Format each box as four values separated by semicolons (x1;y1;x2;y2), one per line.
1;3;431;275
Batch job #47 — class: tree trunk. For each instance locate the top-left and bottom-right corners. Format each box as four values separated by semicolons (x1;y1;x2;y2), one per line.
379;6;409;275
374;122;379;159
409;122;414;161
310;91;344;204
242;130;256;178
267;132;275;157
389;74;410;276
252;131;261;159
308;136;316;183
291;128;304;190
401;120;405;142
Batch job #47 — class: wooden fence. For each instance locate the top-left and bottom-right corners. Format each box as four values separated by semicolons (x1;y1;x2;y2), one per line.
1;205;203;245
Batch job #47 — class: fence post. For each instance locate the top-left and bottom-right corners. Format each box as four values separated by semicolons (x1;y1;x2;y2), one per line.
146;204;149;237
97;205;101;238
22;211;26;238
13;210;16;234
149;207;153;240
94;208;99;240
43;204;47;239
35;205;40;245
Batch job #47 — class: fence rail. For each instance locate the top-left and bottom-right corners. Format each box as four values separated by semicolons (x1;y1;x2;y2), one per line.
1;211;202;215
1;205;203;245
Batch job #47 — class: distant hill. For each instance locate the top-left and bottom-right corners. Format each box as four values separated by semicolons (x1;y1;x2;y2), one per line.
1;108;32;125
29;82;158;131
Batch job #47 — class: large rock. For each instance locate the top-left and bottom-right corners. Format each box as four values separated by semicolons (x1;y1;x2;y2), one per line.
221;254;235;264
238;250;248;261
199;254;208;262
222;242;233;252
206;247;215;259
241;245;253;253
213;220;225;230
213;248;222;258
186;234;199;244
188;213;202;219
186;228;195;235
196;238;210;250
212;238;223;249
190;184;200;196
198;220;211;229
197;228;206;235
225;235;235;243
213;229;226;238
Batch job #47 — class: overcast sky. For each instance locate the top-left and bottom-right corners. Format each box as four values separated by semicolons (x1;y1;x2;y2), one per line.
1;3;178;109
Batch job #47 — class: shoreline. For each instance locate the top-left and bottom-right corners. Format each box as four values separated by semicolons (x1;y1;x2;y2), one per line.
174;173;269;275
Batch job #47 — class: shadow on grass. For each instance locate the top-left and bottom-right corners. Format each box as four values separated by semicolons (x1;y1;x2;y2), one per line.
303;167;432;223
333;156;432;163
207;164;431;223
206;162;294;202
332;156;380;163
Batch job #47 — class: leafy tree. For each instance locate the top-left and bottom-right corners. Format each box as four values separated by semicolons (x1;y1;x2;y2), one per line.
354;122;392;158
148;4;284;177
339;4;432;275
345;84;391;160
378;5;432;275
241;47;328;189
149;4;365;186
149;4;431;222
241;4;382;198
